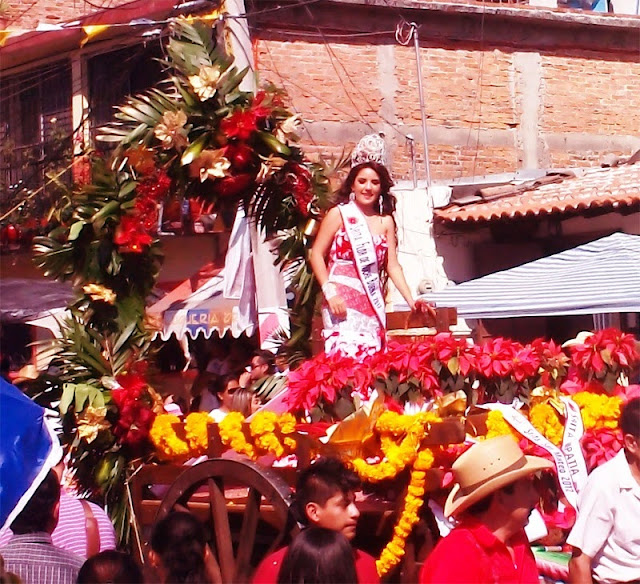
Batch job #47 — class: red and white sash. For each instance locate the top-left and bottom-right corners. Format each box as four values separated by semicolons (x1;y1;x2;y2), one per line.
338;202;386;328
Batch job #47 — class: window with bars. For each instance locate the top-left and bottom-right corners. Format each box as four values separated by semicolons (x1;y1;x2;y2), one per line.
0;61;73;200
88;40;165;147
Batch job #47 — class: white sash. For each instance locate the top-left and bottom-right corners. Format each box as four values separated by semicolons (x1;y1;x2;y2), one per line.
559;396;589;493
480;403;580;508
338;202;386;328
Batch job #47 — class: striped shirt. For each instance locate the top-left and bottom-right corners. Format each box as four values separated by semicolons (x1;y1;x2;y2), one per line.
0;532;84;584
0;491;116;558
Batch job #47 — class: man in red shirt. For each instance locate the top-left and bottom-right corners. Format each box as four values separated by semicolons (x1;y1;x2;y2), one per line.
420;436;553;584
252;457;379;584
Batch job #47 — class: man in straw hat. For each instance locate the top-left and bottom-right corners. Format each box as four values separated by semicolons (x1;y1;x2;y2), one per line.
420;435;553;583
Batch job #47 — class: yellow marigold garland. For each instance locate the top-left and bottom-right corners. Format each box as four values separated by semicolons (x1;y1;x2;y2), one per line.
352;411;441;483
218;412;256;459
572;392;622;431
376;448;434;577
152;411;298;461
529;403;564;446
184;412;211;456
485;410;522;442
149;414;190;459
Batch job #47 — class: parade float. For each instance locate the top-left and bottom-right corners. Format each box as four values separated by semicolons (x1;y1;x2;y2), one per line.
25;15;640;583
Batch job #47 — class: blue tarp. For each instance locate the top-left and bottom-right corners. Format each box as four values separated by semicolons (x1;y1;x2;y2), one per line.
0;379;60;530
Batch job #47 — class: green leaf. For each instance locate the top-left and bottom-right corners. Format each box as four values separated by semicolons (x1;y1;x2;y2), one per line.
92;200;121;222
68;221;86;241
60;383;76;414
447;356;460;375
75;384;91;412
257;131;291;156
181;133;208;165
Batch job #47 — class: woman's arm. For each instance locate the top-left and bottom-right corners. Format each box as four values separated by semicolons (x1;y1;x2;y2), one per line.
384;216;416;311
309;208;347;318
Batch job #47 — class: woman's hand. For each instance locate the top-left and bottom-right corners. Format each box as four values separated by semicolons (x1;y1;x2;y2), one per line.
327;295;347;319
414;298;437;319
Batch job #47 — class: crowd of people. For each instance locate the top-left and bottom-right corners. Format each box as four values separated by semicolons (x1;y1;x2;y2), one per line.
0;397;638;583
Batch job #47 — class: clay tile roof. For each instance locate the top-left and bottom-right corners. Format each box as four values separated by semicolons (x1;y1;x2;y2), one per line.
434;162;640;224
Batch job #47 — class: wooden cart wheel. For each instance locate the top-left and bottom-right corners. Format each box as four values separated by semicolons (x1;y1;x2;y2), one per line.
152;458;298;584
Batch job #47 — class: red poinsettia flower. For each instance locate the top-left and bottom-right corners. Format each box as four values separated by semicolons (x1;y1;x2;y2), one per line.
475;337;518;378
597;328;640;368
220;109;259;141
570;335;606;374
250;91;272;120
531;338;569;387
511;346;541;382
114;215;153;252
581;427;623;472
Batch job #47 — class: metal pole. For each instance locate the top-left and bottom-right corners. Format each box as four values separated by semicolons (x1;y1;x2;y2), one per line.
407;134;418;189
411;23;431;186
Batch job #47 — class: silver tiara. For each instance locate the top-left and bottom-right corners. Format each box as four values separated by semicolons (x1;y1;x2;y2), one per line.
351;133;387;167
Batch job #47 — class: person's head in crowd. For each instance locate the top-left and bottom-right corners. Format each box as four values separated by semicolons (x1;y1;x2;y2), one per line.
210;374;240;413
274;347;289;374
150;512;212;584
249;350;274;382
230;387;262;417
77;550;143;584
294;457;361;540
276;527;358;584
11;468;60;535
445;436;552;533
621;397;640;465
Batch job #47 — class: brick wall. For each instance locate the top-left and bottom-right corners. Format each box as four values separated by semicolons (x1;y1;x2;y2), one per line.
6;0;639;181
252;1;640;181
1;0;134;29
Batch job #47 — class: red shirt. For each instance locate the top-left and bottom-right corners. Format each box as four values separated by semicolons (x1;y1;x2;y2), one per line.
252;545;380;584
419;519;539;584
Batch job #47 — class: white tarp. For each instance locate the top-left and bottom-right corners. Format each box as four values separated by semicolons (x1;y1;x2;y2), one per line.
422;232;640;319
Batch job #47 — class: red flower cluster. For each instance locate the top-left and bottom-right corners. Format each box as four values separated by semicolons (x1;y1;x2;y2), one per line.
286;351;372;412
580;427;623;472
282;162;313;216
287;330;638;417
569;328;639;376
114;171;171;252
111;372;156;446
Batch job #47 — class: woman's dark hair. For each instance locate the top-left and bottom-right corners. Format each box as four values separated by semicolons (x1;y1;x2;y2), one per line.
77;550;143;584
277;527;357;584
335;161;396;216
151;512;211;584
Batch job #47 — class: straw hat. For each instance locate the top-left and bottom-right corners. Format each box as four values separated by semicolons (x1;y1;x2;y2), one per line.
444;435;553;518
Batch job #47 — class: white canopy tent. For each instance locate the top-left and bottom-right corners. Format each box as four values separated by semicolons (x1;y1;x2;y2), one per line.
422;232;640;319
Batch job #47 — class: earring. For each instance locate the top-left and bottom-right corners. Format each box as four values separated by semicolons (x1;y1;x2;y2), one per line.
379;196;383;214
349;192;355;202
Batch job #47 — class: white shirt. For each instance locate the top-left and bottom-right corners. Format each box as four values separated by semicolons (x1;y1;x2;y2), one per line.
209;408;228;423
567;449;640;584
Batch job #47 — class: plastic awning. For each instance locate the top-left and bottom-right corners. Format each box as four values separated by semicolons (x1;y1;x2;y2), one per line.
149;271;256;340
422;232;640;319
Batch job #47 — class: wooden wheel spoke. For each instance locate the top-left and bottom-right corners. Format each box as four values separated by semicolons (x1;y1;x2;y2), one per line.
209;477;235;583
146;459;296;584
234;487;262;581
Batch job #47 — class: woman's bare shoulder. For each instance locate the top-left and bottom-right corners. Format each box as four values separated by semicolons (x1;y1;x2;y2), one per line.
323;206;344;227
